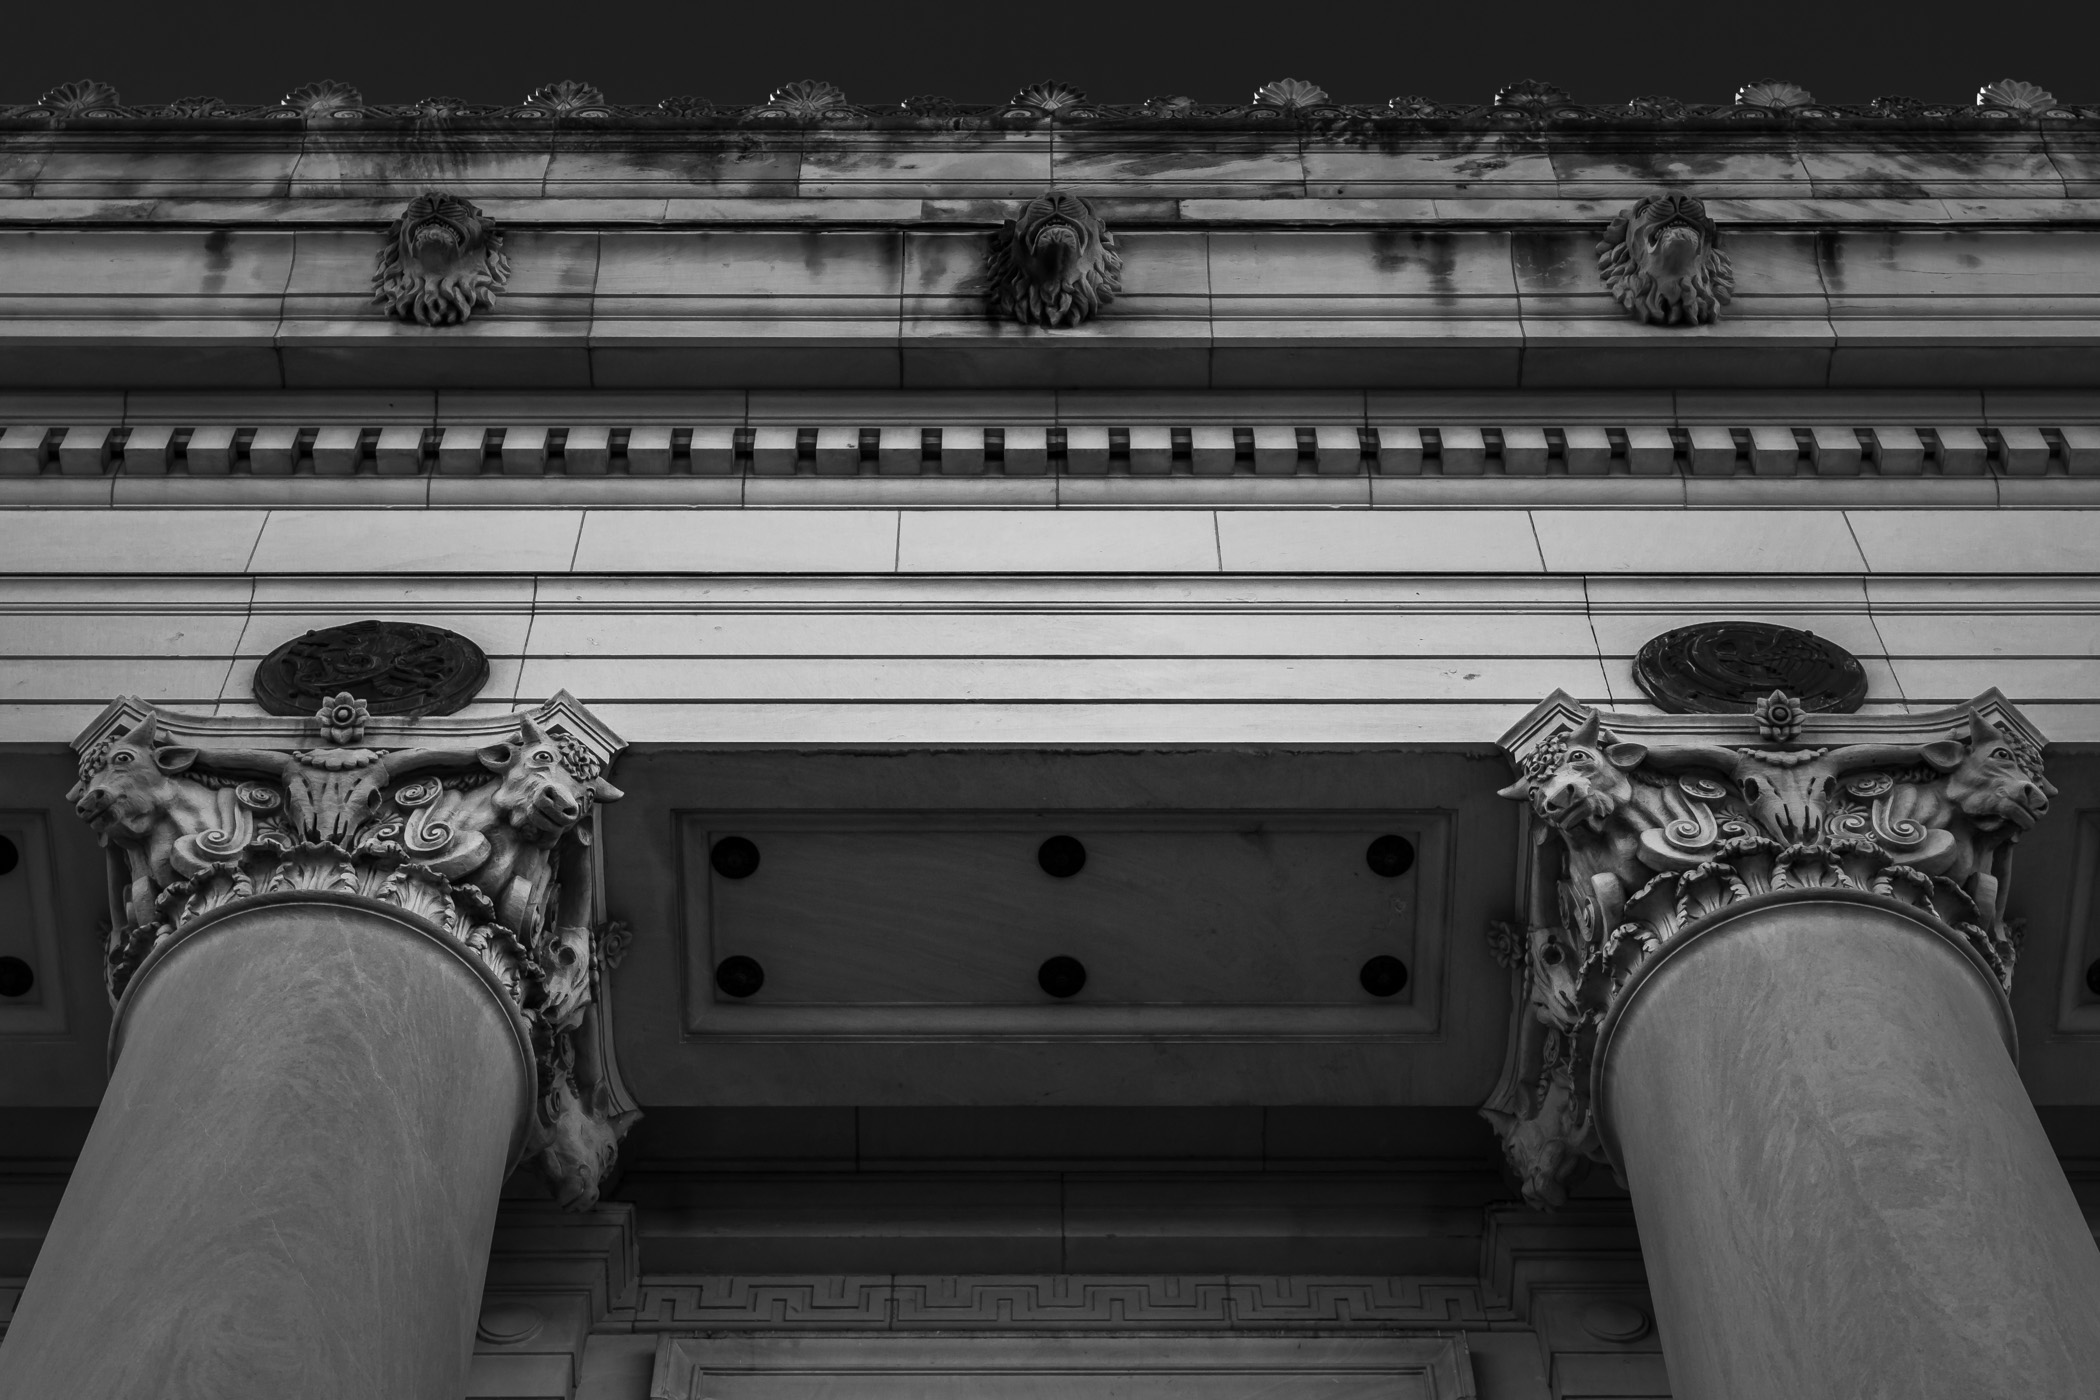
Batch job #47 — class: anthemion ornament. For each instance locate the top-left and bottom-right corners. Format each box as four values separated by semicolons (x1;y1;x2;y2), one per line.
252;619;492;719
985;190;1123;329
1482;690;2053;1208
372;191;512;327
1596;192;1734;326
67;692;638;1208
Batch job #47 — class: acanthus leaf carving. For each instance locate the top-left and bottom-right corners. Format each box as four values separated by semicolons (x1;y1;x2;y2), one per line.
1597;192;1734;327
68;690;635;1211
1482;690;2052;1208
985;190;1123;329
372;191;511;327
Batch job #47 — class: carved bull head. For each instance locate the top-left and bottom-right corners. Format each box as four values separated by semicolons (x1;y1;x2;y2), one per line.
1499;713;1650;832
67;715;200;838
1926;711;2057;831
478;715;623;844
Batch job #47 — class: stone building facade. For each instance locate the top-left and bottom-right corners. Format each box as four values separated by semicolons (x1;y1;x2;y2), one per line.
0;74;2098;1399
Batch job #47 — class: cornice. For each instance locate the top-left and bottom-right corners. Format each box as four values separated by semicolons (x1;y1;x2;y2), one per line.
2;76;2092;134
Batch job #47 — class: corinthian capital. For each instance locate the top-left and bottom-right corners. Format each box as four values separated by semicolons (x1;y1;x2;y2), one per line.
66;690;637;1209
1483;688;2052;1208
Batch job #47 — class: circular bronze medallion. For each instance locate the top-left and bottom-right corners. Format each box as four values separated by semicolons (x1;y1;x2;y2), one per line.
1632;621;1866;715
252;620;490;718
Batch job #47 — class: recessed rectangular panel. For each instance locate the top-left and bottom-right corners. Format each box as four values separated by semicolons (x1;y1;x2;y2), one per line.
0;812;65;1033
682;811;1448;1037
2057;810;2100;1034
652;1335;1476;1400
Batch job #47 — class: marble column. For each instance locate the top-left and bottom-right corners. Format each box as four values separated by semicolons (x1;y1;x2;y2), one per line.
0;694;635;1398
1599;890;2100;1400
1486;691;2100;1399
0;895;534;1400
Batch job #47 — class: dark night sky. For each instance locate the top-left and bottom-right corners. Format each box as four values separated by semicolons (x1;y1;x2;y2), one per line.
6;1;2094;110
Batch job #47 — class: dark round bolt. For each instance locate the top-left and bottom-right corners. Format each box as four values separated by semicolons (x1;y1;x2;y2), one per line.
1037;835;1086;878
714;955;765;998
0;834;16;877
1038;955;1087;998
710;836;761;880
2087;959;2100;997
1360;955;1409;997
0;957;32;999
1365;834;1415;878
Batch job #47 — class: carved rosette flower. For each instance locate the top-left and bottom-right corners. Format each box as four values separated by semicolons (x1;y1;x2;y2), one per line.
36;80;123;117
1482;692;2054;1207
283;80;364;120
1494;78;1573;110
751;80;853;121
1976;79;2058;115
1597;193;1734;327
316;692;371;747
521;80;612;118
985;190;1123;329
372;191;511;328
1010;81;1087;113
1253;78;1330;112
68;695;635;1209
1753;690;1804;743
1735;80;1815;111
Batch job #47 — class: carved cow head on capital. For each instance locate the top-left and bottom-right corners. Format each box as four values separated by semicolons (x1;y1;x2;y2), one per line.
66;715;202;839
478;715;624;844
1499;713;1650;832
1925;710;2057;831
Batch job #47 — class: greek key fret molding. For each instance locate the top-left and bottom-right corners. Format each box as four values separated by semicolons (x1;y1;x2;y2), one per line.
1484;688;2053;1208
66;689;638;1209
628;1275;1491;1330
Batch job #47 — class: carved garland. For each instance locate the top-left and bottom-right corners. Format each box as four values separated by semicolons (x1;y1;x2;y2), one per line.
68;691;636;1209
1483;690;2052;1209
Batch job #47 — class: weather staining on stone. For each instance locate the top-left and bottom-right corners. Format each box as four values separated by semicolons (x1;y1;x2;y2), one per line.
372;191;512;327
985;191;1123;329
1596;193;1734;327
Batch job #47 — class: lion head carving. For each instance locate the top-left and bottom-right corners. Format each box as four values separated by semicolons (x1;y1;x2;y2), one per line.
985;191;1122;328
1596;193;1733;326
372;191;512;327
